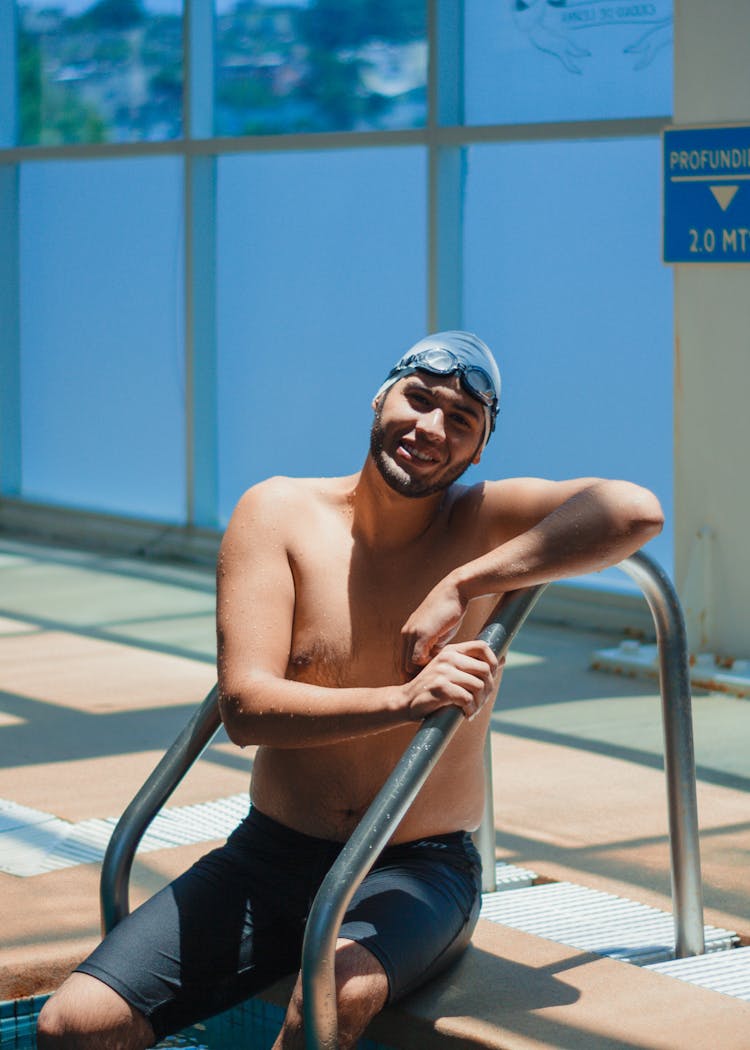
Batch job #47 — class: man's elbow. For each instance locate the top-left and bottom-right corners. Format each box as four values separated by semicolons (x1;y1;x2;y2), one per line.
631;484;664;535
218;685;261;747
608;480;665;541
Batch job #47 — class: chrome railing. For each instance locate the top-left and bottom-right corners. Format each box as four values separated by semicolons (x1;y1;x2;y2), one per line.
618;551;704;959
100;685;221;934
98;550;704;1050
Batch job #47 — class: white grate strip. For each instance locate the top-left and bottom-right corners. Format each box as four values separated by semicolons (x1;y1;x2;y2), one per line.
480;881;738;964
493;861;537;889
646;945;750;1001
0;794;251;876
0;799;58;833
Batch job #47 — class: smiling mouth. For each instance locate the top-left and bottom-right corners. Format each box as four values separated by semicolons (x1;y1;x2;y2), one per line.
398;441;440;465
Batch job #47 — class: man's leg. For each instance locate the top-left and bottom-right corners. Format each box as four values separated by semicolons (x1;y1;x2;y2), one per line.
276;828;482;1049
36;972;155;1050
36;810;310;1049
273;938;389;1050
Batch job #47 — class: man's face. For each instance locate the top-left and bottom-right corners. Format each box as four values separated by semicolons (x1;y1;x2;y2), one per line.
369;372;486;498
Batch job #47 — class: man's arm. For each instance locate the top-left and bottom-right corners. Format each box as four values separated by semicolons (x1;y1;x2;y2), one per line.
217;479;500;748
401;477;664;672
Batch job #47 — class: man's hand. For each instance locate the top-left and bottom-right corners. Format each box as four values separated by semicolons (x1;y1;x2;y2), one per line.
400;640;502;722
400;577;468;675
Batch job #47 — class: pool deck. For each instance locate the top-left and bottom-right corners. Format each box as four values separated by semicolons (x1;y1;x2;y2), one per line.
1;535;748;1043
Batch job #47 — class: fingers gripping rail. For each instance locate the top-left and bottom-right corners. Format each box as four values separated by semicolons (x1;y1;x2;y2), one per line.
98;551;705;1050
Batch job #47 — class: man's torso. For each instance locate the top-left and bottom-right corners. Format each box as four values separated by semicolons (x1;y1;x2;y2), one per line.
249;475;507;843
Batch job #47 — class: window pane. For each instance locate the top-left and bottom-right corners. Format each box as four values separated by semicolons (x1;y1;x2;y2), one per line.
464;0;673;125
17;0;183;145
463;138;674;573
217;147;426;523
20;157;186;521
214;0;426;136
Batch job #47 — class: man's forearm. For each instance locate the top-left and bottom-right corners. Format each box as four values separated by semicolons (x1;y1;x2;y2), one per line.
453;479;664;601
220;637;500;748
219;675;407;749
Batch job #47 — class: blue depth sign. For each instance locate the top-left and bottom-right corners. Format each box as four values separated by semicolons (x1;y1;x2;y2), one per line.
663;125;750;263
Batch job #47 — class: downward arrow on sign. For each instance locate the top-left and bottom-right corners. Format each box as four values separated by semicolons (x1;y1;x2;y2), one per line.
710;184;739;211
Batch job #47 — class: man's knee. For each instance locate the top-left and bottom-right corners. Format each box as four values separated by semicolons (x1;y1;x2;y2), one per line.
334;941;389;1048
334;939;389;1017
36;972;154;1050
281;939;388;1049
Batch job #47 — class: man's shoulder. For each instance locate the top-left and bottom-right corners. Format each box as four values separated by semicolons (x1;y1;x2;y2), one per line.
231;474;354;522
448;476;551;510
240;473;310;501
221;476;332;559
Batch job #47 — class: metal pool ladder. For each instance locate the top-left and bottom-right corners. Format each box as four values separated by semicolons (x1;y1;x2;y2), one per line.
99;549;706;1050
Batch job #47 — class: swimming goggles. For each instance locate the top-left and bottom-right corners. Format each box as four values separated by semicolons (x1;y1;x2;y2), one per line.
389;347;499;416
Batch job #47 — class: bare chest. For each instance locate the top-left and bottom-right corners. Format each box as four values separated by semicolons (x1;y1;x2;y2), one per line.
286;529;492;687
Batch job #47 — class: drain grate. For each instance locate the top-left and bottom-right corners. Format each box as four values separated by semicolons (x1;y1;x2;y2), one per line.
492;861;537;890
646;945;750;1001
0;794;251;876
480;880;738;965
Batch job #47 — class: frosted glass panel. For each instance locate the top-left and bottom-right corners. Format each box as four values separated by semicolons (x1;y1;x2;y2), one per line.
20;157;186;521
463;138;673;573
465;0;673;125
217;147;426;523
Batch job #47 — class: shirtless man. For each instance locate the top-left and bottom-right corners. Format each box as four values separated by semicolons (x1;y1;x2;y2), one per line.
38;332;663;1050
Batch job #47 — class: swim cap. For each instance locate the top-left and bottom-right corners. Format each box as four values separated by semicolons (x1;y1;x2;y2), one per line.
375;331;501;449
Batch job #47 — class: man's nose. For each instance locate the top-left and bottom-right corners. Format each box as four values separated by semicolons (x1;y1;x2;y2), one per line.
416;409;446;441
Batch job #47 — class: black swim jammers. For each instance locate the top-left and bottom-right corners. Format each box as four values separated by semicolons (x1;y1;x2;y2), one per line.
77;807;482;1040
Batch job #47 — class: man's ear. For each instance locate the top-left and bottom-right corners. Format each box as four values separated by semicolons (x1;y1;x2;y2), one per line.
471;431;486;465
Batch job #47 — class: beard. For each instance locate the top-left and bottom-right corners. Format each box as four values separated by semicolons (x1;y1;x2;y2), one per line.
369;408;475;499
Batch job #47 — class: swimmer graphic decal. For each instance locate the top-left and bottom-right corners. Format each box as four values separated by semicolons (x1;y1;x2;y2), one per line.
513;0;672;75
464;0;673;124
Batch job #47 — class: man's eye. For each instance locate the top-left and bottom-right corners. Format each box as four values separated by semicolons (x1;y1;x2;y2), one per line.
451;414;471;428
409;393;431;407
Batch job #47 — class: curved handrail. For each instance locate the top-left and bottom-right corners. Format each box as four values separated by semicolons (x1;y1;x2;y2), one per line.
100;685;221;933
618;550;704;958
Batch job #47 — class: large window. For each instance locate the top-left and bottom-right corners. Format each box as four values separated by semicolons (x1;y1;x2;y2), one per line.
463;137;673;571
216;146;426;521
19;157;186;520
214;1;427;136
1;2;675;572
17;0;183;145
464;0;672;125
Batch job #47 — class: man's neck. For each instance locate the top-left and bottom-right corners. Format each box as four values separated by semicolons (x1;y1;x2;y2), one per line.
350;456;447;549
